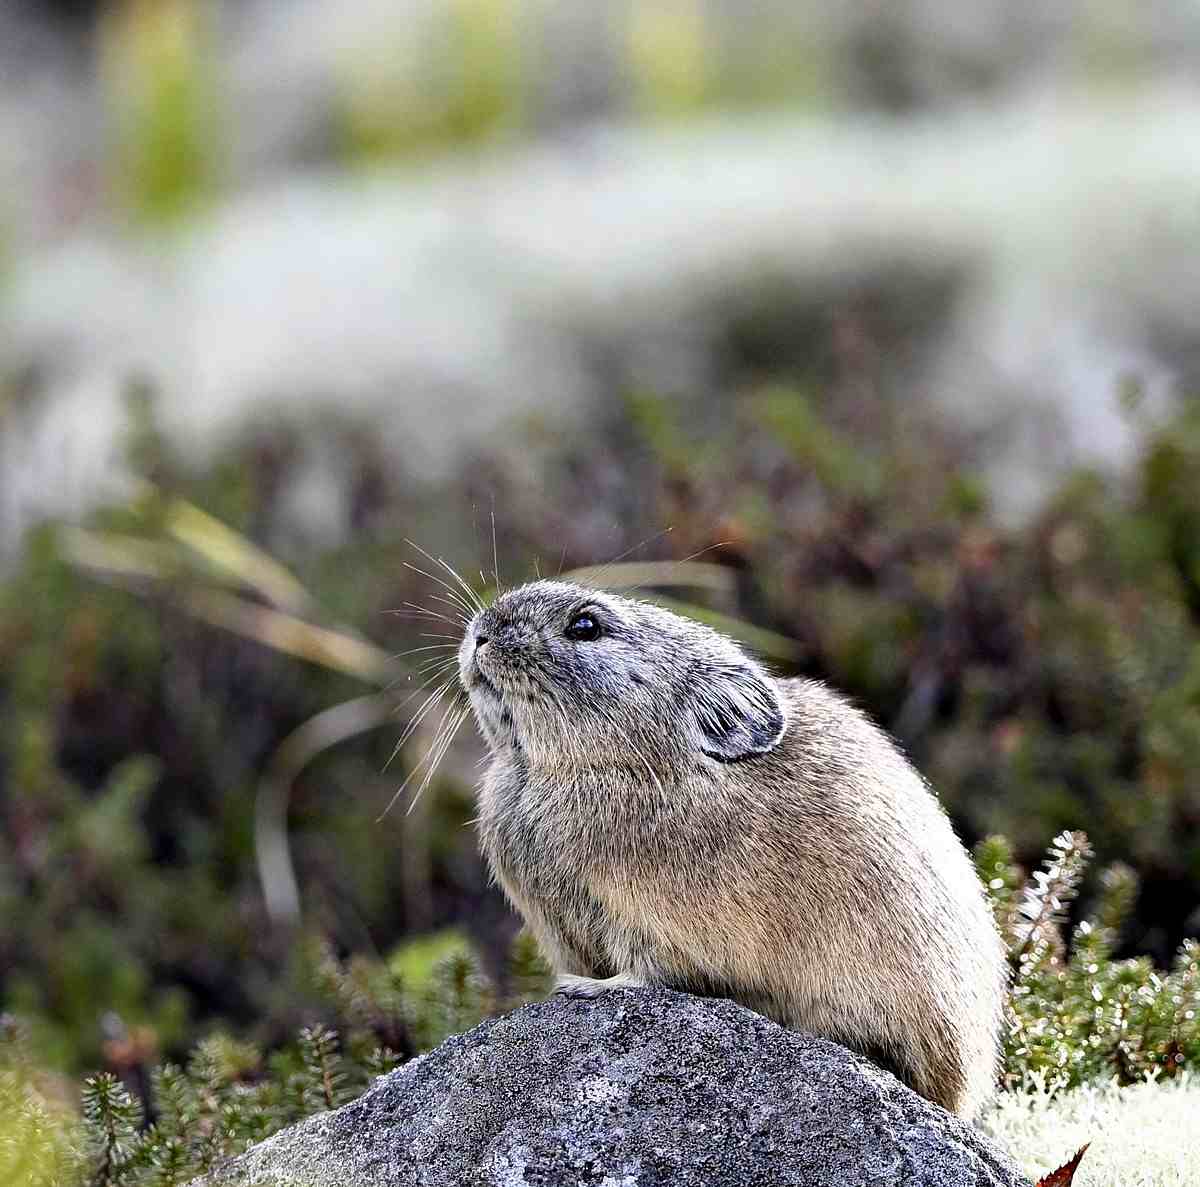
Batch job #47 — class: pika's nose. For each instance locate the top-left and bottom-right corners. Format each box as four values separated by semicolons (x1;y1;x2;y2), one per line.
472;612;497;649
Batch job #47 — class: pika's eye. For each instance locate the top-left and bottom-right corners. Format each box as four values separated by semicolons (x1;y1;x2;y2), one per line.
565;611;601;642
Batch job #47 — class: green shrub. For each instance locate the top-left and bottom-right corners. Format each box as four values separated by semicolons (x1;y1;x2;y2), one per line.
0;1027;82;1187
5;362;1200;1182
6;829;1197;1186
977;831;1200;1091
1;936;549;1186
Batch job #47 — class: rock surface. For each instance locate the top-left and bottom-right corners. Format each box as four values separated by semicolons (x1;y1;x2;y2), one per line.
194;987;1029;1187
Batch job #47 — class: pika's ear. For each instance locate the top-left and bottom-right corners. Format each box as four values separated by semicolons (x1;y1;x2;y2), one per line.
689;660;786;762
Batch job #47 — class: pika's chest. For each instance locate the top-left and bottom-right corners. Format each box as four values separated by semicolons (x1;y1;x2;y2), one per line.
475;760;708;895
476;767;602;896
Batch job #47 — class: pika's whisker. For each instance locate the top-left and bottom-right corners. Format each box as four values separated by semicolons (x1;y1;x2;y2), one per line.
388;607;453;624
401;561;478;619
416;657;461;679
403;559;477;612
584;526;675;592
428;550;487;612
405;705;470;817
612;525;674;566
378;696;465;821
426;594;476;622
390;643;458;661
382;652;462;697
677;541;733;566
416;645;461;661
391;601;466;628
442;565;485;613
490;507;502;594
404;541;486;614
417;647;461;665
383;679;456;770
386;652;460;724
400;677;455;732
617;540;737;601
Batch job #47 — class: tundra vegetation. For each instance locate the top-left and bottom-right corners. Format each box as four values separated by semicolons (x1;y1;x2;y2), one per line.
3;390;1200;1186
4;5;1200;1184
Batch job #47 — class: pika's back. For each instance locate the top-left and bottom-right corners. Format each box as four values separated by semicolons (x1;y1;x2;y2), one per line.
457;580;1006;1118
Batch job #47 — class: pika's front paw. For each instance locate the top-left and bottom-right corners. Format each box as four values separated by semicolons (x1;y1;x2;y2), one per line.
555;974;610;999
555;972;646;999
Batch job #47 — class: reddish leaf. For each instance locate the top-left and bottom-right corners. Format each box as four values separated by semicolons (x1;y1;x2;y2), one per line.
1036;1144;1089;1187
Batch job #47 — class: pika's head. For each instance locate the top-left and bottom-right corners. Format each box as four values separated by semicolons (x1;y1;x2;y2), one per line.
458;580;786;772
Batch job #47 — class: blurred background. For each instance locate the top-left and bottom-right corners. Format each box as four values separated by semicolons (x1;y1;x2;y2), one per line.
3;0;1200;1087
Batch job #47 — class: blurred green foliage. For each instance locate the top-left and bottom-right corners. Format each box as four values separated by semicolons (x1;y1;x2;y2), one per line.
336;0;526;164
0;932;552;1187
102;0;219;224
2;266;1200;1185
0;1035;80;1187
93;0;852;202
6;832;1198;1187
3;375;1200;1086
5;4;1198;1180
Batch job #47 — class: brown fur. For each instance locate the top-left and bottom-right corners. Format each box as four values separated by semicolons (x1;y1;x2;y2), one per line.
458;581;1007;1117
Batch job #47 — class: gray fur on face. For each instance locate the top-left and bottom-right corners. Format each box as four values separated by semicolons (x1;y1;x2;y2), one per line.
457;580;1007;1120
458;581;785;770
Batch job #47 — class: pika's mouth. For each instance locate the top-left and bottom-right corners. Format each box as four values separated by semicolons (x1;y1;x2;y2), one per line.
472;669;500;697
460;653;520;751
461;654;501;699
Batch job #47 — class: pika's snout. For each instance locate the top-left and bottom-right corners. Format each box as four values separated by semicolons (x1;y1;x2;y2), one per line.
467;610;510;650
460;609;520;694
465;608;498;651
469;607;530;651
469;617;492;651
459;613;487;683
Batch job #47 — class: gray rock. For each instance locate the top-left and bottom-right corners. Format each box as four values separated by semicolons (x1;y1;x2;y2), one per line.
194;988;1029;1187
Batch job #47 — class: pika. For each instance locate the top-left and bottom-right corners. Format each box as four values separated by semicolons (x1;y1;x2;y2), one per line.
458;580;1006;1118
